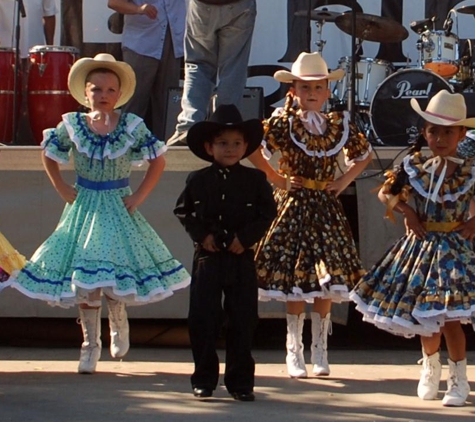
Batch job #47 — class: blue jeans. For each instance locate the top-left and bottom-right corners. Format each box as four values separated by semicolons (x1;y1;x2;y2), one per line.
176;0;256;133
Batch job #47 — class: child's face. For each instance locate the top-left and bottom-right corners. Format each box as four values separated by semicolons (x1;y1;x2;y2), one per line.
292;80;330;112
204;129;248;167
423;123;466;157
84;72;121;113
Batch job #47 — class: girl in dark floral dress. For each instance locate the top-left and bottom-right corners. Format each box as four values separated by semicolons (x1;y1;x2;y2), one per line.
248;52;372;378
351;90;475;407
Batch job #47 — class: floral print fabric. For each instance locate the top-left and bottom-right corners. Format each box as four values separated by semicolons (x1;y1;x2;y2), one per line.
256;110;371;303
351;153;475;337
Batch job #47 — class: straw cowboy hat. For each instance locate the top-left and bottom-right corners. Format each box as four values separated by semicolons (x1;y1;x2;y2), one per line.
68;53;136;108
187;104;263;162
274;52;345;83
410;89;475;127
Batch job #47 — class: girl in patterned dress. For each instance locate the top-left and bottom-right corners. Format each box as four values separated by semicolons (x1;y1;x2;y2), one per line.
8;54;190;374
0;230;26;290
248;52;373;378
350;90;475;407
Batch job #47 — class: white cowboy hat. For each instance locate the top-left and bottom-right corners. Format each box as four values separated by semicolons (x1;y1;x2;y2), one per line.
274;52;345;83
410;89;475;128
68;53;136;108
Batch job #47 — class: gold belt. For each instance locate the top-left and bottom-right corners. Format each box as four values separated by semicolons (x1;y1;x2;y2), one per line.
301;178;328;190
422;222;461;232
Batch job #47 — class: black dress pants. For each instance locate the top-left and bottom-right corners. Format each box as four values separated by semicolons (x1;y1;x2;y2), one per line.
188;249;258;393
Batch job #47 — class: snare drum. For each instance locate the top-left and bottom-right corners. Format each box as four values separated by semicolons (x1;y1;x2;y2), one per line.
370;69;452;146
0;48;21;143
334;57;393;106
28;46;80;144
422;30;459;78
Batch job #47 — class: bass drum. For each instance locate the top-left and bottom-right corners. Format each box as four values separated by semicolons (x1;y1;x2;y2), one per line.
370;69;452;146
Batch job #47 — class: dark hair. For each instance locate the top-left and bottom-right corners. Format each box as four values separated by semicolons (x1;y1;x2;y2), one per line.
389;133;426;195
85;68;121;88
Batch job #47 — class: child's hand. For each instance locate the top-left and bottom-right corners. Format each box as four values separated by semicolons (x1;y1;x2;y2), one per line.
403;208;426;239
455;217;475;241
325;179;347;197
122;193;144;214
202;234;219;253
227;237;245;254
57;183;77;204
274;175;302;191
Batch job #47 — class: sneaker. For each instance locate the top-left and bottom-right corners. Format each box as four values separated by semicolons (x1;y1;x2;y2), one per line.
167;130;188;146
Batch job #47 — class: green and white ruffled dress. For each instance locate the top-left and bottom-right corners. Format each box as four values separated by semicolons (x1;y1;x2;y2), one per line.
10;111;190;307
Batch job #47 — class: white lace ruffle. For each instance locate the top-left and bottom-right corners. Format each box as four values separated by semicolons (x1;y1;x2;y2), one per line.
404;154;475;203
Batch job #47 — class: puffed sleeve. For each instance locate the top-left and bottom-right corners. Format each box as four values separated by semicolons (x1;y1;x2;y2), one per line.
262;110;289;155
126;114;167;164
343;118;372;165
41;121;73;164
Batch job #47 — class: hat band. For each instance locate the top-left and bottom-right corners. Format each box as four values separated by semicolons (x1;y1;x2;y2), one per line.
425;110;461;122
299;73;328;78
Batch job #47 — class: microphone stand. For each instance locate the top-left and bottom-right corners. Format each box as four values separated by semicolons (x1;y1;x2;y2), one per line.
12;0;26;145
349;0;356;124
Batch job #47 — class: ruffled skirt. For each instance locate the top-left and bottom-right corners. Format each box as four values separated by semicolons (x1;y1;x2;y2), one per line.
256;188;364;303
350;231;475;337
9;185;190;307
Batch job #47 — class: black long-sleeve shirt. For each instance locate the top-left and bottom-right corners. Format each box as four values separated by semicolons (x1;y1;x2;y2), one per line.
174;162;277;249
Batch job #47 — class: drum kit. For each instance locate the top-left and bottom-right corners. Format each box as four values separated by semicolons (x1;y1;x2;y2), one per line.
0;45;80;145
296;5;475;147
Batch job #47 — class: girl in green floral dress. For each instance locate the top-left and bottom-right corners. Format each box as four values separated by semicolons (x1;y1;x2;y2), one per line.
248;52;372;379
9;54;190;374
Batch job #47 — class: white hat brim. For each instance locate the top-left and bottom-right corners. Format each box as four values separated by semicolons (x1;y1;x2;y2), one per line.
410;98;475;128
68;57;136;108
274;68;345;83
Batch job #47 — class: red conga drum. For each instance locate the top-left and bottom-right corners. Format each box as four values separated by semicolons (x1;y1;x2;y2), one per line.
28;46;80;145
0;48;21;144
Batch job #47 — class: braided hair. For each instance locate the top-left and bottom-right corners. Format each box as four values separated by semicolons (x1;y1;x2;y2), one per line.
389;133;426;195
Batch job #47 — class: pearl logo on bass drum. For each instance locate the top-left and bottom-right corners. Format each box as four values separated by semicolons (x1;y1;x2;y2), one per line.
392;81;434;99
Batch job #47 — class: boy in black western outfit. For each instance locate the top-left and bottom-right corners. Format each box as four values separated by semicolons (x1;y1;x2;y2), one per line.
174;104;277;401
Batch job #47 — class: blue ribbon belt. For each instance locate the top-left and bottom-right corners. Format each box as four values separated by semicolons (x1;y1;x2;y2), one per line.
76;176;129;191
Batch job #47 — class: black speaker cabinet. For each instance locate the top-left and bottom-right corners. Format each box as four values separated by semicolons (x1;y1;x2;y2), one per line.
165;87;264;141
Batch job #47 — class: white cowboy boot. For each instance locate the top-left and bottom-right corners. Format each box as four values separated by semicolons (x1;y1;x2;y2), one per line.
310;312;331;376
442;358;470;407
78;308;102;374
106;296;130;359
286;313;307;378
417;350;441;400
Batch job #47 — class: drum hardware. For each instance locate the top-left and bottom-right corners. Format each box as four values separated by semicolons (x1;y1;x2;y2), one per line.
418;9;459;78
294;8;343;53
449;39;474;91
410;17;436;35
335;12;409;44
334;57;393;107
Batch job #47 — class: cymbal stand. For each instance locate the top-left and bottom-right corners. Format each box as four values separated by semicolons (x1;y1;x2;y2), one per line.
314;20;327;53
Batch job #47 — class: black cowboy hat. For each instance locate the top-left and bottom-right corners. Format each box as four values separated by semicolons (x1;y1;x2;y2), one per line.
186;104;264;162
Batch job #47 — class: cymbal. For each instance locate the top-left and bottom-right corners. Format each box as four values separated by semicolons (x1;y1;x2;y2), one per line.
294;9;342;23
456;5;475;15
335;12;409;43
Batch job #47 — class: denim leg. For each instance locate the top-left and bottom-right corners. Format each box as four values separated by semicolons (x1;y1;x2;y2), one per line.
176;0;256;133
216;0;256;108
